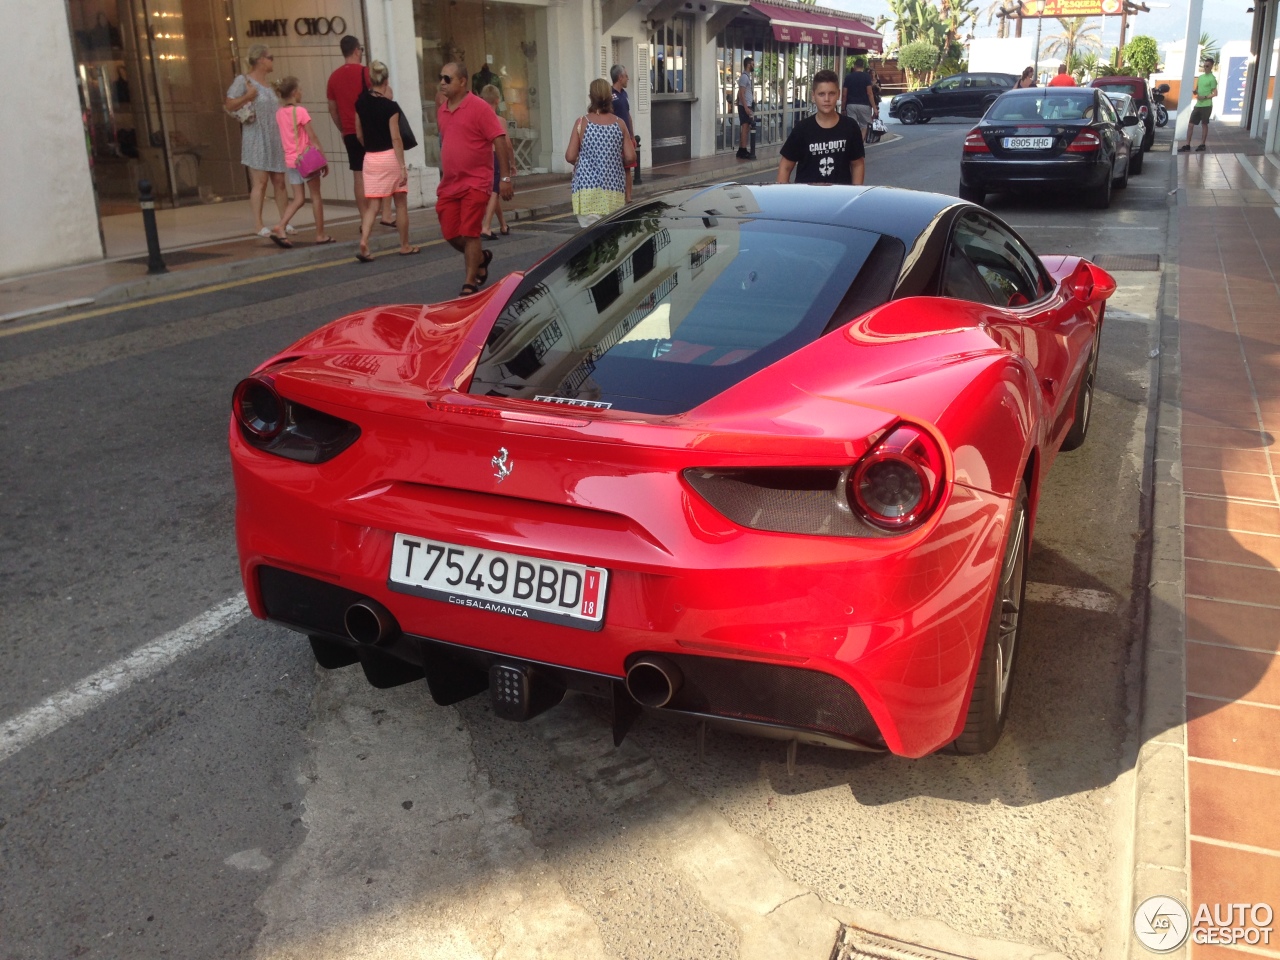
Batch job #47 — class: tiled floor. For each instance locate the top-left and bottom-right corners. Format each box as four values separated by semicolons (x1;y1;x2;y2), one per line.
1176;125;1280;958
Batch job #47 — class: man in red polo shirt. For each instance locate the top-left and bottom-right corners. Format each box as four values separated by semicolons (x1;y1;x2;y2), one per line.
437;61;515;296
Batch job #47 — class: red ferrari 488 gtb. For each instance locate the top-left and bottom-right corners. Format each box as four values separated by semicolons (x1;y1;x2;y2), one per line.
231;184;1116;758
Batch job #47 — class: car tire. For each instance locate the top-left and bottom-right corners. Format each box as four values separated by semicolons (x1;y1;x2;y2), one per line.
952;479;1030;755
898;102;921;125
1114;152;1130;189
958;182;985;204
1060;331;1100;452
1130;147;1144;175
1143;127;1156;149
1088;166;1113;209
981;96;999;116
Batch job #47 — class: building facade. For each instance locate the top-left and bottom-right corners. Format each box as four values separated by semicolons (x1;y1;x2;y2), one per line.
6;0;877;280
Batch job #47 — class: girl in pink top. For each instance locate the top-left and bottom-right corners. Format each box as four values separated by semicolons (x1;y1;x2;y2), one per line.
269;77;332;247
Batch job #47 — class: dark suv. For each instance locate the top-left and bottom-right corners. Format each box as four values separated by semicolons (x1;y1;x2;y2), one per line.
888;72;1019;124
1090;76;1155;150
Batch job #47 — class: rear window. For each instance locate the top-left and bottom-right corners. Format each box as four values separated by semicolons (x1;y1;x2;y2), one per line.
987;91;1097;122
1094;79;1143;99
468;200;896;415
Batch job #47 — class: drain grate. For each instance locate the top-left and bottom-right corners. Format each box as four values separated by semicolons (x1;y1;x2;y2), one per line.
1090;252;1160;271
830;926;977;960
124;250;226;267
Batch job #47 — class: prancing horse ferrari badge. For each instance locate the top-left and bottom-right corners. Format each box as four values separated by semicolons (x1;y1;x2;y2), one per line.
491;447;513;482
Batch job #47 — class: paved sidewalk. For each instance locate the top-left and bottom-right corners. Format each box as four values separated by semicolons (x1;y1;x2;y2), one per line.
0;146;785;324
1136;121;1280;958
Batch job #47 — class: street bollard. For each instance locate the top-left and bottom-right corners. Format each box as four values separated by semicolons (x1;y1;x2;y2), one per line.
138;179;167;275
632;135;642;186
749;121;757;160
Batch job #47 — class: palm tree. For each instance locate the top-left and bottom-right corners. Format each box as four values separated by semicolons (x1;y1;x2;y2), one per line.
1198;32;1220;64
983;0;1010;39
1041;16;1102;66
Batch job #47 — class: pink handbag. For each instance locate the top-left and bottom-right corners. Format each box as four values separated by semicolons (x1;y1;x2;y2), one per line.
292;107;327;178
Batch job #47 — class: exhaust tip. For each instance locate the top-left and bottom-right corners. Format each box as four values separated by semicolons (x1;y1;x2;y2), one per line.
344;601;397;645
626;655;682;708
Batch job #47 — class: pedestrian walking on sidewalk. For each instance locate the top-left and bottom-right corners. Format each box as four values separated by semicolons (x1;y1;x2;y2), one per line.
566;79;635;229
354;61;418;261
736;58;756;159
224;44;289;239
1179;58;1218;153
777;70;865;186
1048;63;1076;87
437;62;516;296
478;84;510;241
611;64;636;202
841;58;877;139
269;77;331;248
326;36;396;229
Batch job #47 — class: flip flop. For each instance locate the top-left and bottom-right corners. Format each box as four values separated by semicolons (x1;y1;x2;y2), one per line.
256;227;272;238
399;246;420;256
479;232;497;241
459;283;480;296
315;236;336;244
499;225;510;236
379;219;397;228
355;252;375;263
269;233;293;249
476;248;494;286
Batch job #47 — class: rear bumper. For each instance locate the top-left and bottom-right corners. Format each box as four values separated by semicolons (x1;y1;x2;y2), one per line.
233;431;1012;757
960;155;1111;191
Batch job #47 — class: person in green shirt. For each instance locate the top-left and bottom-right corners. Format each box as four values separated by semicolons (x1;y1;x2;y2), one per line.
1178;57;1218;153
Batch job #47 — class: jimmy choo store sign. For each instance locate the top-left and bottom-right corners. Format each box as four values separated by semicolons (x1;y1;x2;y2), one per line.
246;16;348;37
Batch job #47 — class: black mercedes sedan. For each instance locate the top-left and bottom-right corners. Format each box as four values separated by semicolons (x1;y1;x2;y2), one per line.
958;87;1139;209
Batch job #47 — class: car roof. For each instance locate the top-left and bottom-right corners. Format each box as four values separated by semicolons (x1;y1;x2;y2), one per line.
1092;76;1149;92
662;183;962;250
999;87;1098;97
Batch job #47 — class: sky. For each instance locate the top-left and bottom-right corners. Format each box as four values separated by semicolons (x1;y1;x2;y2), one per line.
823;0;1256;55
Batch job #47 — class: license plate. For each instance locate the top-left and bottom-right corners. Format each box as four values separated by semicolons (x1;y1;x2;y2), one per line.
1002;136;1053;149
388;534;609;631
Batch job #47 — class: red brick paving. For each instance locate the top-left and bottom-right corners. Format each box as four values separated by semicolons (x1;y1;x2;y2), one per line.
1176;133;1280;956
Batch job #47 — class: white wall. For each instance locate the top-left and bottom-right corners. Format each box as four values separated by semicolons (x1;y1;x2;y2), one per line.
364;0;435;204
1;4;103;279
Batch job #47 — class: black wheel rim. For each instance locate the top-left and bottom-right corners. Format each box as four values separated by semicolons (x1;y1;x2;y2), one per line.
995;506;1027;717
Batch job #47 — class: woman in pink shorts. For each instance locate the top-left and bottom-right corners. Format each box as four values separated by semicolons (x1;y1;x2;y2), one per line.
354;61;418;261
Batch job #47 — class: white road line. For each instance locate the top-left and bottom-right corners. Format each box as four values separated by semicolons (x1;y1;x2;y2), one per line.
0;594;250;764
1025;582;1118;613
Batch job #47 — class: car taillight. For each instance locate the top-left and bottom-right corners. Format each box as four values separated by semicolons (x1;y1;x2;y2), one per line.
232;374;361;463
683;423;946;537
963;129;990;153
1066;130;1102;152
849;425;945;531
1139;105;1149;118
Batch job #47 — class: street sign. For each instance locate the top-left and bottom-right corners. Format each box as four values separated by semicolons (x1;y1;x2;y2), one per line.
1018;0;1124;17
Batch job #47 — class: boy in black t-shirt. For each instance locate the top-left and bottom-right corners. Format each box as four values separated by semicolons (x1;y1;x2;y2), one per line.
777;70;865;185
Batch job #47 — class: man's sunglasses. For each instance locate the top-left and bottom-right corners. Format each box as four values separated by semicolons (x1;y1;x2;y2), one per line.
439;74;458;83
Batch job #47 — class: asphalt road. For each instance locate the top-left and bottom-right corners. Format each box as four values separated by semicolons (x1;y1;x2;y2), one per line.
0;120;1174;960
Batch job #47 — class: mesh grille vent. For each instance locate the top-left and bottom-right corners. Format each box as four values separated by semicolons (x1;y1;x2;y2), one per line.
830;926;976;960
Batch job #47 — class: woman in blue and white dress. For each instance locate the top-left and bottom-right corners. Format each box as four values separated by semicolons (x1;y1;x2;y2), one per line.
224;44;288;238
565;79;636;228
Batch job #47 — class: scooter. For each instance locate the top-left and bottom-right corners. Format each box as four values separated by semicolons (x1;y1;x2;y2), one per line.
1152;83;1170;127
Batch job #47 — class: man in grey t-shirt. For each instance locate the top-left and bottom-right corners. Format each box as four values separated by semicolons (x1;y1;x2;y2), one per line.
736;57;755;159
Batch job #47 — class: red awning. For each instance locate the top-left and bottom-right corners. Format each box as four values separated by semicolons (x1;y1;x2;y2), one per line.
747;2;883;52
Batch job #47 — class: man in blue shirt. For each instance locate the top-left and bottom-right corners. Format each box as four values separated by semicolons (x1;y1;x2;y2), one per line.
611;64;635;201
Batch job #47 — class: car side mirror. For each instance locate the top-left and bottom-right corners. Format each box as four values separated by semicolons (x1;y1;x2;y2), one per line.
1122;115;1140;127
1156;84;1170;94
1066;261;1117;303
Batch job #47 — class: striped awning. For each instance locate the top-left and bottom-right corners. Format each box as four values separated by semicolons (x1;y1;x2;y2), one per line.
747;2;884;52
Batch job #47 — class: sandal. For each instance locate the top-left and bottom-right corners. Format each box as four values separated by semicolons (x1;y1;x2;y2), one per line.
476;248;494;286
269;233;293;249
379;219;397;228
315;236;336;244
499;225;510;236
459;283;480;296
399;246;421;256
355;251;375;263
479;232;497;241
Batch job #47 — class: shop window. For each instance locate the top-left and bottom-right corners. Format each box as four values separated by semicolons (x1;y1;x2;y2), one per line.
648;18;691;95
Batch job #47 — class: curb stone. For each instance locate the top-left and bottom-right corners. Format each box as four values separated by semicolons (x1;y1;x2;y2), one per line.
1124;145;1189;960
